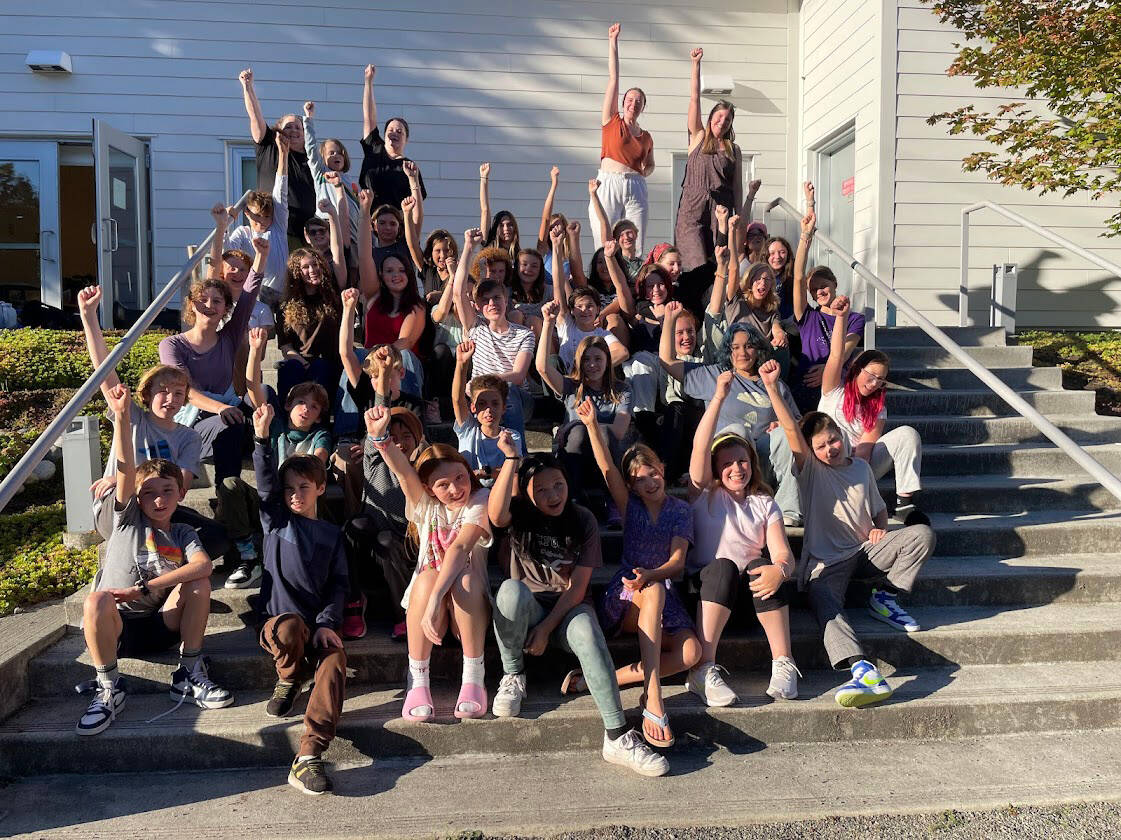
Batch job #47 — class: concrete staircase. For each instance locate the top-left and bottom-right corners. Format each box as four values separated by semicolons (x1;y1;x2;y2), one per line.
4;327;1121;808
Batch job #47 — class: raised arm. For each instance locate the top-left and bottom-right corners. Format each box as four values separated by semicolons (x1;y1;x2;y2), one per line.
550;228;571;317
602;241;636;325
575;398;628;514
451;340;474;427
488;430;519;529
687;48;705;143
708;244;731;316
338;288;363;386
740;177;761;221
688;369;731;493
362;63;377;139
453;228;483;331
239;68;267;145
760;359;808;468
566;219;588;289
401;196;425;271
207;202;233;281
658;300;687;382
479;162;491;233
244;327;269;409
430;254;460;324
403;160;423;230
365;405;427;510
319;199;347;289
536;302;566;396
106;384;135;506
602;22;621;126
821;295;851;395
76;285;121;397
302;101;326;184
536;166;560;251
356;189;380;300
792;199;816;322
588;178;610;247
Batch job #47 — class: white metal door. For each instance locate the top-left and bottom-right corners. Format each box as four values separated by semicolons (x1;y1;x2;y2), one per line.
814;133;856;292
93;119;149;327
0;141;60;308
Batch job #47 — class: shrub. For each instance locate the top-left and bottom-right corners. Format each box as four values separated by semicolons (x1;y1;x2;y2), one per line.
0;328;170;391
0;501;98;616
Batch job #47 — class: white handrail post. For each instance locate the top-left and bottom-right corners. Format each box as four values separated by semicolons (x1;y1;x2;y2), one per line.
960;207;971;327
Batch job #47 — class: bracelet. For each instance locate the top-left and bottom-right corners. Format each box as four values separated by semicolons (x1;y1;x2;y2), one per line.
504;456;521;462
369;434;389;443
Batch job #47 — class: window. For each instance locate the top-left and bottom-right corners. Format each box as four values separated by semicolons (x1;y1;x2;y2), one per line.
225;142;257;204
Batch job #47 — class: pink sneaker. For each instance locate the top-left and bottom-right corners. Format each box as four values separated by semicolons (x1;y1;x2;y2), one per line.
390;620;407;640
341;594;367;640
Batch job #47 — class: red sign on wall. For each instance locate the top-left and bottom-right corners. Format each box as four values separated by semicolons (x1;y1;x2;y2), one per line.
841;176;855;198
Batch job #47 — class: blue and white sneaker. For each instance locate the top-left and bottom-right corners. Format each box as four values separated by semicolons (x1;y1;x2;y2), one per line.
869;588;920;633
75;677;127;736
835;660;893;708
169;657;235;709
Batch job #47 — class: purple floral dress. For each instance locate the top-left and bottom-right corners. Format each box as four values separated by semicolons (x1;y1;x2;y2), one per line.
598;493;695;635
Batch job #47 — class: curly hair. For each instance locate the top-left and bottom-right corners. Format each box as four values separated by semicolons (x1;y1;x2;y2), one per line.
281;248;340;331
182;277;233;327
715;323;771;375
471;245;514;284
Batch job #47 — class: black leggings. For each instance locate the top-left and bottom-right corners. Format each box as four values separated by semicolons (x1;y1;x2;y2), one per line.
695;556;791;613
343;516;417;618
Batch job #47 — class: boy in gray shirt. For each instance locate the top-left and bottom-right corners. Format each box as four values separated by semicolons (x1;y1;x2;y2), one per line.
77;384;233;736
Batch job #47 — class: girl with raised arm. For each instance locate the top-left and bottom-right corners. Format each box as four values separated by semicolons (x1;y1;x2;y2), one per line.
359;64;427;211
488;442;668;777
479;162;523;260
366;405;491;721
301;100;361;247
817;297;928;525
763;357;935;708
573;400;700;747
592;23;654;253
684;368;800;707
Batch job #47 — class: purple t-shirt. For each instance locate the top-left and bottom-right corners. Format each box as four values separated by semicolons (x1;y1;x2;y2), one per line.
159;270;262;394
797;307;865;366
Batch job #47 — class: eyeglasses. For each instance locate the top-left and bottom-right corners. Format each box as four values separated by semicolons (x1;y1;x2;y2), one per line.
479;294;504;305
862;370;888;387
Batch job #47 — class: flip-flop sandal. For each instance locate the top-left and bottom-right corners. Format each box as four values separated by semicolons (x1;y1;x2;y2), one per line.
401;685;434;723
641;706;675;748
560;669;588;695
454;681;487;720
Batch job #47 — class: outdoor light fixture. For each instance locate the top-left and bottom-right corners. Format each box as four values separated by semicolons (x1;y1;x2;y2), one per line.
26;51;73;74
701;74;734;96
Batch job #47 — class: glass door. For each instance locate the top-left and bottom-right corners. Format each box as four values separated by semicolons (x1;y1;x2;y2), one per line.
93;120;149;327
0;141;60;309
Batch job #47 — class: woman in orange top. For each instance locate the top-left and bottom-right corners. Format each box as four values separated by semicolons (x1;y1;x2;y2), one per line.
590;23;655;255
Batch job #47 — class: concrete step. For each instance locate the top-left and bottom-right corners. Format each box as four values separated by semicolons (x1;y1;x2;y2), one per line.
882;345;1033;368
883;388;1095;418
888;415;1121;445
63;551;1121;635
6;729;1121;837
32;600;1121;697
889;366;1062;391
924;510;1121;557
6;660;1121;775
899;475;1121;513
922;442;1121;477
874;326;1008;348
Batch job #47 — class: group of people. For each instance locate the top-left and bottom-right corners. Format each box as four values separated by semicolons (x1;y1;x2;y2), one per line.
72;28;935;797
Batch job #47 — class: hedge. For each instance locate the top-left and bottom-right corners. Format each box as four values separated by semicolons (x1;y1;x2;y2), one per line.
0;501;98;616
0;328;170;391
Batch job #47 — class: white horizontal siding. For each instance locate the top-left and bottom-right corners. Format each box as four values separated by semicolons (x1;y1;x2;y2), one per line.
891;0;1120;327
0;0;793;299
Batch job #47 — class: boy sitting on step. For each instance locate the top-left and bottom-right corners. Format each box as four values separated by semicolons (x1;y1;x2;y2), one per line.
77;384;233;737
452;338;526;485
218;327;331;590
762;358;936;708
252;403;348;796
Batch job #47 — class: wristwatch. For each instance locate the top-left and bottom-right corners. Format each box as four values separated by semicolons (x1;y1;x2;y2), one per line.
136;579;150;596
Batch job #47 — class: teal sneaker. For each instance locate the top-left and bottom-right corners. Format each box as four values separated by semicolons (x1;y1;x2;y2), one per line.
869;588;920;633
835;660;893;708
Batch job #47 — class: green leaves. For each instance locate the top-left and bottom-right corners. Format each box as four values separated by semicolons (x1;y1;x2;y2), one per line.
926;0;1121;236
0;501;98;617
0;328;169;391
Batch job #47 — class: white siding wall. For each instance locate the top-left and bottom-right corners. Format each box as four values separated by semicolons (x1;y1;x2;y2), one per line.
799;0;891;303
0;0;794;299
894;0;1121;327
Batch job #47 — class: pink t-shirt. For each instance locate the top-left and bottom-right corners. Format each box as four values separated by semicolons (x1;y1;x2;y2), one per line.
689;487;782;574
402;488;492;608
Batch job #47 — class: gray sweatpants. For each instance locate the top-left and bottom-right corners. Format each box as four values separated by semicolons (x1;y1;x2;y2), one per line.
805;524;935;669
869;425;923;496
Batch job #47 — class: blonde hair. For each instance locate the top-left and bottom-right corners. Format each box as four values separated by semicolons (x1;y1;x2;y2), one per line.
568;336;623;406
738;262;779;316
137;365;190;407
700;100;736;157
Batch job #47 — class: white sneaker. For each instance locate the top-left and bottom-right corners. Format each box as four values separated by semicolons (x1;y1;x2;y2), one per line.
75;678;127;736
224;562;261;590
492;672;528;718
687;663;738;707
602;730;669;778
766;656;802;700
169;657;235;709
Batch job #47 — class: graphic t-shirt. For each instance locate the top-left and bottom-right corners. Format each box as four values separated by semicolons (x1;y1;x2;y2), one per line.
402;488;492;607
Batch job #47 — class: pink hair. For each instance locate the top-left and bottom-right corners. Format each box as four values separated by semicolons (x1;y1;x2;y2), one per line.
842;349;889;433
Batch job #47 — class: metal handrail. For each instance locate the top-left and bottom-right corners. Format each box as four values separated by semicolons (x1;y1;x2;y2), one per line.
766;195;1121;505
0;191;253;514
960;200;1121;327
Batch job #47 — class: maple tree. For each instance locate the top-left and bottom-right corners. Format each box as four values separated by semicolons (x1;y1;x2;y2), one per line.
926;0;1121;235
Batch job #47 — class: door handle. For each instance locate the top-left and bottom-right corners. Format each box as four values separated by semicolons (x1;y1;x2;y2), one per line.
39;230;56;262
108;217;119;253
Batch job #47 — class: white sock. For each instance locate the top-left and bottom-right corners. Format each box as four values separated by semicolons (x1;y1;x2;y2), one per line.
296;754;314;763
95;663;118;690
408;656;430;689
462;653;484;685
